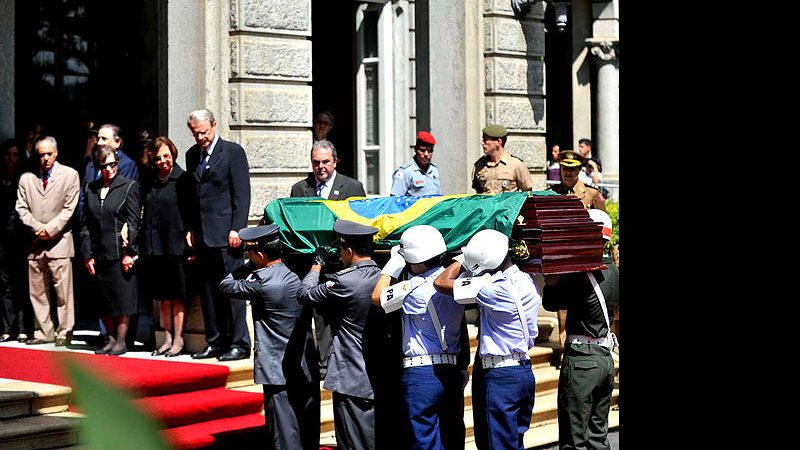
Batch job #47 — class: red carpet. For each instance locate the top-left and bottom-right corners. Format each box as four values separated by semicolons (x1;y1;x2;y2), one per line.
0;346;265;449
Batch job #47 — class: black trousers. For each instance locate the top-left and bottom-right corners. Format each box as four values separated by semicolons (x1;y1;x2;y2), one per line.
195;243;250;351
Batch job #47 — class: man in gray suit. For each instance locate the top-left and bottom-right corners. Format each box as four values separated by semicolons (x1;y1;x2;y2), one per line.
297;220;389;450
290;139;366;381
15;136;80;346
290;140;366;200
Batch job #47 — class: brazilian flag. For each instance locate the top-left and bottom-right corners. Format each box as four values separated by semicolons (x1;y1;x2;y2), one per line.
263;191;556;253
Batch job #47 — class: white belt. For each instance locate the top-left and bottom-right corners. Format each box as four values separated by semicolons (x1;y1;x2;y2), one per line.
567;334;612;348
480;353;530;369
403;353;458;368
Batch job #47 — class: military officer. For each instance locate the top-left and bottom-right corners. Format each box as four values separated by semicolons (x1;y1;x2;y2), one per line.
218;224;319;450
550;149;607;211
297;220;390;450
542;209;618;450
371;225;469;450
472;124;533;194
390;131;443;197
434;229;542;450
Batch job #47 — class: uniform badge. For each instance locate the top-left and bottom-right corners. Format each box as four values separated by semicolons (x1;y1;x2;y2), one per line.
413;178;425;186
395;171;404;179
325;281;335;288
501;180;509;188
333;190;340;196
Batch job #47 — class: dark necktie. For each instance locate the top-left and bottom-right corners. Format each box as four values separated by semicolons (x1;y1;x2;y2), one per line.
42;172;48;190
197;150;209;176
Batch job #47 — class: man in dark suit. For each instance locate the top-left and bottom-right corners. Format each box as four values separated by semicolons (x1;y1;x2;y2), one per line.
184;108;252;362
290;139;365;380
290;140;366;200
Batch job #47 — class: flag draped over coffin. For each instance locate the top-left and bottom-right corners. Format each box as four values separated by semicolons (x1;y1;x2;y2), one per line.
262;191;557;254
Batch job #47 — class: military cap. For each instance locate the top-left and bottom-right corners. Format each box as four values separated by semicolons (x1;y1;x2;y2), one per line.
416;131;437;146
239;224;281;247
481;124;508;138
333;219;378;245
558;149;586;167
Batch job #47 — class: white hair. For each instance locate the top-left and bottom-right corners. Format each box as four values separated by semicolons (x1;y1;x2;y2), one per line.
187;109;216;124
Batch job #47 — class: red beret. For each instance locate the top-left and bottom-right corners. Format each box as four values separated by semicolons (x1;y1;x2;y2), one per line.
416;131;436;146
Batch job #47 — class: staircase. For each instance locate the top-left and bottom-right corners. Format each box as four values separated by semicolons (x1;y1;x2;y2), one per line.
0;321;619;450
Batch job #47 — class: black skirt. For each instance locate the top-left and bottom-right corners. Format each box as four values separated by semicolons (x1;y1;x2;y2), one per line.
95;259;138;316
140;255;187;301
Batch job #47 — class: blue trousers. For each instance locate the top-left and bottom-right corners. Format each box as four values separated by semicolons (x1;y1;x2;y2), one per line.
402;364;466;450
473;363;536;450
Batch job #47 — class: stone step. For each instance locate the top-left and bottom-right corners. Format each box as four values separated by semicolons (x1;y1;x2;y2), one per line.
0;413;82;449
0;379;72;419
463;403;620;450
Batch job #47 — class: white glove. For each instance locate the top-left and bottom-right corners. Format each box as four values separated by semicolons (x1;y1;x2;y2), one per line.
452;253;465;265
381;245;407;278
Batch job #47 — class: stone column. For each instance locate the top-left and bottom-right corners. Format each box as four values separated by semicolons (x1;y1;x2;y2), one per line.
483;0;547;189
587;39;618;194
229;0;313;218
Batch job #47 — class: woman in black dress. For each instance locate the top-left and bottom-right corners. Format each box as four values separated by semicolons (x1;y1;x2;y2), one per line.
141;136;192;357
0;138;35;343
80;145;140;355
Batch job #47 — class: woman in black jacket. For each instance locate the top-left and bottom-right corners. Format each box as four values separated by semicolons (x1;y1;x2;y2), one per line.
81;145;140;355
140;136;192;356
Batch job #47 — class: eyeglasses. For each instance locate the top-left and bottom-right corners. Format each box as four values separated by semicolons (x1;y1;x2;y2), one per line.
99;161;118;170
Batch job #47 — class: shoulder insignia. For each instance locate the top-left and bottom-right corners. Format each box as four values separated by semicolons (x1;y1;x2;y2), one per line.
510;154;524;162
399;160;412;169
585;184;599;191
394;170;405;180
336;265;358;276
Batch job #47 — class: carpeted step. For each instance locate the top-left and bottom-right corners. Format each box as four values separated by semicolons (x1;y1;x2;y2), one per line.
0;347;231;398
134;387;264;428
163;412;266;450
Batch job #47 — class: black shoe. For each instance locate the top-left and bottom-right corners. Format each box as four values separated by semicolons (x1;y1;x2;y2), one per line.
108;347;127;356
217;347;250;362
25;338;54;345
192;345;222;359
0;334;13;343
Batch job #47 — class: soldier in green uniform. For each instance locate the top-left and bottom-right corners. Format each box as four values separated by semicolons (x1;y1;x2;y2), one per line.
542;209;618;450
550;149;606;211
471;124;533;194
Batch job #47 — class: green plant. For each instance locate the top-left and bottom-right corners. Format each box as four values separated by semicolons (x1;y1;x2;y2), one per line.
604;200;619;253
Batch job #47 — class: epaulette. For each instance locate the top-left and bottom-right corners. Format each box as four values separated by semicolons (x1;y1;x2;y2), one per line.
399;160;412;169
510;154;524;162
585;183;600;191
335;265;358;276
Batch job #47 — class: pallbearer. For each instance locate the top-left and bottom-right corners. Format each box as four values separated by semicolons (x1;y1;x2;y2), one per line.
219;224;319;450
434;229;541;450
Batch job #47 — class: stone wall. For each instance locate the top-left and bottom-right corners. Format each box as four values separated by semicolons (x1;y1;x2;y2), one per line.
0;1;14;141
229;0;314;220
483;0;547;189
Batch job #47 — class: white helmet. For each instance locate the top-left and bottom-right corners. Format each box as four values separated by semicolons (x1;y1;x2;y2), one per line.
398;225;447;263
462;229;509;275
588;209;613;241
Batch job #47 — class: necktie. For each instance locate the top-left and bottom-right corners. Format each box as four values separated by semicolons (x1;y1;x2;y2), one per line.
42;173;48;190
197;150;209;176
316;182;325;198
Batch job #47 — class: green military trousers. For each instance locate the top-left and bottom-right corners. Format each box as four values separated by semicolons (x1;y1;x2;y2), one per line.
557;342;615;450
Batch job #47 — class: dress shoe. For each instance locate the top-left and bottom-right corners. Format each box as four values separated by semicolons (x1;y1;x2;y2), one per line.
25;338;54;345
0;334;13;343
55;337;70;347
192;345;222;359
108;347;127;356
165;338;185;357
217;347;250;362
